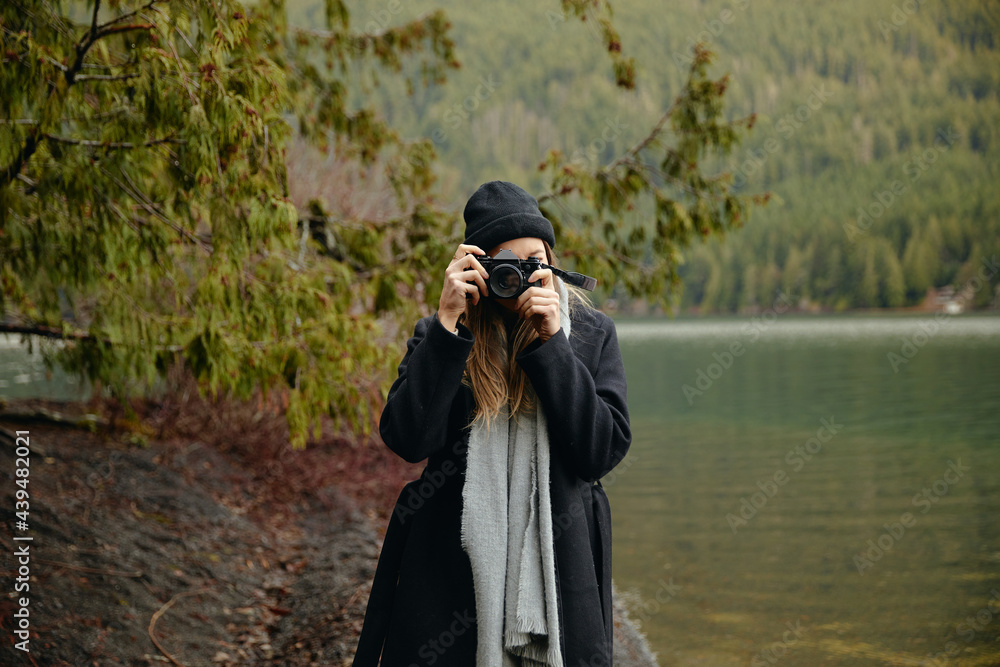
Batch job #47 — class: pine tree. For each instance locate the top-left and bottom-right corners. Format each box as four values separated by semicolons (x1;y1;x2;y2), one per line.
859;243;880;307
879;239;906;307
902;229;935;299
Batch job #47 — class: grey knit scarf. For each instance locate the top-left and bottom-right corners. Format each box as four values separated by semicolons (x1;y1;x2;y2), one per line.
460;278;568;667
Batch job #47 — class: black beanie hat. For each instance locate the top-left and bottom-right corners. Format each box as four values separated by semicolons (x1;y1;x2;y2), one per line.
463;181;555;251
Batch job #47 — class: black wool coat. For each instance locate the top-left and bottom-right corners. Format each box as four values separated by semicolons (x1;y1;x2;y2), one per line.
353;306;631;666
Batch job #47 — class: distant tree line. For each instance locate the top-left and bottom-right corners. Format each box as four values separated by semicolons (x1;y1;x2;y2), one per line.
334;0;1000;312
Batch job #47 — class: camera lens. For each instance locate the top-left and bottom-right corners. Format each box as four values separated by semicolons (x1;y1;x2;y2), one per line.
490;264;522;298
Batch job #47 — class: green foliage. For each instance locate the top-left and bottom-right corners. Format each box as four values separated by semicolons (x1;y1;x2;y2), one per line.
1;0;758;444
0;0;461;445
536;45;764;308
339;0;999;312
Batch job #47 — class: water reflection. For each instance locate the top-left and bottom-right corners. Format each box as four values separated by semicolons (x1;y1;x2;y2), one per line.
0;334;89;400
611;314;1000;666
616;313;1000;344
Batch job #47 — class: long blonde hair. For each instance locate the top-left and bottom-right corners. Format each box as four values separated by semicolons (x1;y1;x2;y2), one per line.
460;242;591;425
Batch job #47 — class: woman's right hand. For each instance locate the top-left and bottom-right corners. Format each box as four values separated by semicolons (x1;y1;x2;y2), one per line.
438;244;489;332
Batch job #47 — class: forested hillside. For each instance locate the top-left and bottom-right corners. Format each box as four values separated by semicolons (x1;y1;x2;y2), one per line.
291;0;1000;311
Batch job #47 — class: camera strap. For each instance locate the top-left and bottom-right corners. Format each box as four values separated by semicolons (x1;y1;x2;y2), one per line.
541;264;597;291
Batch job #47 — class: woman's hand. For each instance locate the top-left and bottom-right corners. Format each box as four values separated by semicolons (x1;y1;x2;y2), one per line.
515;268;561;342
438;244;488;332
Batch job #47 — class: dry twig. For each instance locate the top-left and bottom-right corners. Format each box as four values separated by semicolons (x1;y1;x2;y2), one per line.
148;588;213;667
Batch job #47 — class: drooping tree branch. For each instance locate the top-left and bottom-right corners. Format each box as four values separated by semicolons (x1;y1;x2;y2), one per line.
42;133;183;149
0;323;93;340
0;130;47;195
68;23;153;85
0;0;157;189
74;72;140;82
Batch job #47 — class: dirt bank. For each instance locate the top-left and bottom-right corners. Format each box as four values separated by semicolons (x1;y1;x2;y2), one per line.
0;394;657;666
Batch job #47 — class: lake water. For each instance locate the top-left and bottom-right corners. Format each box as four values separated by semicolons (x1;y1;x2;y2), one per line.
0;334;88;401
610;314;1000;666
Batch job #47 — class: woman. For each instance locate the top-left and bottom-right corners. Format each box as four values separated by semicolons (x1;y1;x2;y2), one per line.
353;181;631;666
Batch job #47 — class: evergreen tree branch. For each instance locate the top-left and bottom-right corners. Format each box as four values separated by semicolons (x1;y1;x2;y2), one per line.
42;133;183;149
88;0;102;40
151;13;199;104
534;105;676;205
7;0;74;41
296;12;440;40
0;322;188;351
0;320;311;354
602;108;677;175
74;72;140;82
94;0;163;34
172;25;195;53
0;111;127;127
68;0;103;82
72;0;154;85
0;323;91;340
0;2;155;188
40;54;69;72
93;22;154;40
0;133;40;190
104;168;211;253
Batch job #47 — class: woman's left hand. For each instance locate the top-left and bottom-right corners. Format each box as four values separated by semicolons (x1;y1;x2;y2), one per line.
515;268;561;342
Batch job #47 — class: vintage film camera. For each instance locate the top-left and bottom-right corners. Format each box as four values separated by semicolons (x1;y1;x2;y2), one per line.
475;248;598;299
